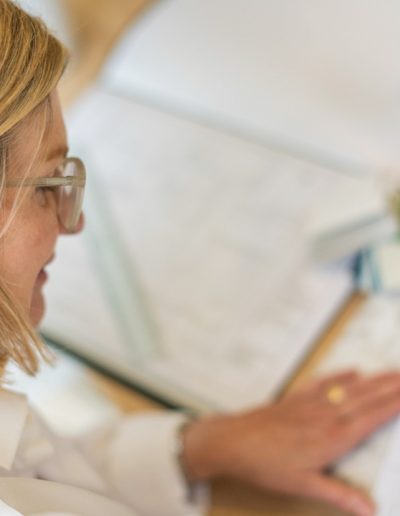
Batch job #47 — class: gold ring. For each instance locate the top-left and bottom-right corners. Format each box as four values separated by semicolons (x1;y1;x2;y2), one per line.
326;385;346;405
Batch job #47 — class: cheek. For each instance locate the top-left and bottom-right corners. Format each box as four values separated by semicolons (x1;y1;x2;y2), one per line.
0;211;59;312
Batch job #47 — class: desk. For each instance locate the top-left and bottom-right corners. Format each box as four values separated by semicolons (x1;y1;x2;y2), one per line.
60;0;156;104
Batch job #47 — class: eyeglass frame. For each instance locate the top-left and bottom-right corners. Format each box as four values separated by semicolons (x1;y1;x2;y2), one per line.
4;156;86;232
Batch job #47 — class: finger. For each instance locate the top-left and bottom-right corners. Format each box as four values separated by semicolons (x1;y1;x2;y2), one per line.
292;370;360;399
348;393;400;444
341;371;400;417
300;474;374;516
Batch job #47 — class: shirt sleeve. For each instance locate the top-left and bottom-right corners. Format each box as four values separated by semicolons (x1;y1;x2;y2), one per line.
78;411;209;516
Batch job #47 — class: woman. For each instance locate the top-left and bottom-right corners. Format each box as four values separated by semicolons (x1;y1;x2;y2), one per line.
0;1;400;515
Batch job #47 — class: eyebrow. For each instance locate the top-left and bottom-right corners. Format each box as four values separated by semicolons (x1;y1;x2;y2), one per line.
46;145;69;162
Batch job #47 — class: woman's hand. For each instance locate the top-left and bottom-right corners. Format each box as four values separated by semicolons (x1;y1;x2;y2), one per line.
182;370;400;516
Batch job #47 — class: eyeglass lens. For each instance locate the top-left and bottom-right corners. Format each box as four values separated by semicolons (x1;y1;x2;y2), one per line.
57;158;85;232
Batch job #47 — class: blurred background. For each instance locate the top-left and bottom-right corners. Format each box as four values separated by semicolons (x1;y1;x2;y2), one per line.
18;0;153;103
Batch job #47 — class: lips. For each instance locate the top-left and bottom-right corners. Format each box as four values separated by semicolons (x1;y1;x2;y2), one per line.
36;254;55;285
36;268;48;285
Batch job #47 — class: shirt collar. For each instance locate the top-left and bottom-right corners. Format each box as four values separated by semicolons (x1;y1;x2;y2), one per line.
0;390;28;470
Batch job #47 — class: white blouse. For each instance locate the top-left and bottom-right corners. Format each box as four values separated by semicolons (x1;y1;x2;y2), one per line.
0;389;208;515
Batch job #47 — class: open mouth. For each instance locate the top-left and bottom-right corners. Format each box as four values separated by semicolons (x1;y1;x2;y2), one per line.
37;254;55;285
36;268;48;285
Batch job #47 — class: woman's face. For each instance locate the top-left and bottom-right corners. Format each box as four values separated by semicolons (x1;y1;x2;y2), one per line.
0;92;83;326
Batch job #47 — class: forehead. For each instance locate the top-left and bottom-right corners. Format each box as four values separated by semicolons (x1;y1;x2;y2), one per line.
38;94;68;162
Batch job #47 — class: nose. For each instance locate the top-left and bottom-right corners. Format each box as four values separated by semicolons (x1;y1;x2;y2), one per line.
59;212;85;235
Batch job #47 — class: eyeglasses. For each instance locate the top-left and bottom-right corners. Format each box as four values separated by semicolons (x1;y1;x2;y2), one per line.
5;157;86;233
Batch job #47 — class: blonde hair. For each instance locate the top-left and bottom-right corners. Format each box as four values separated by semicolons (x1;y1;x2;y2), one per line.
0;0;68;375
